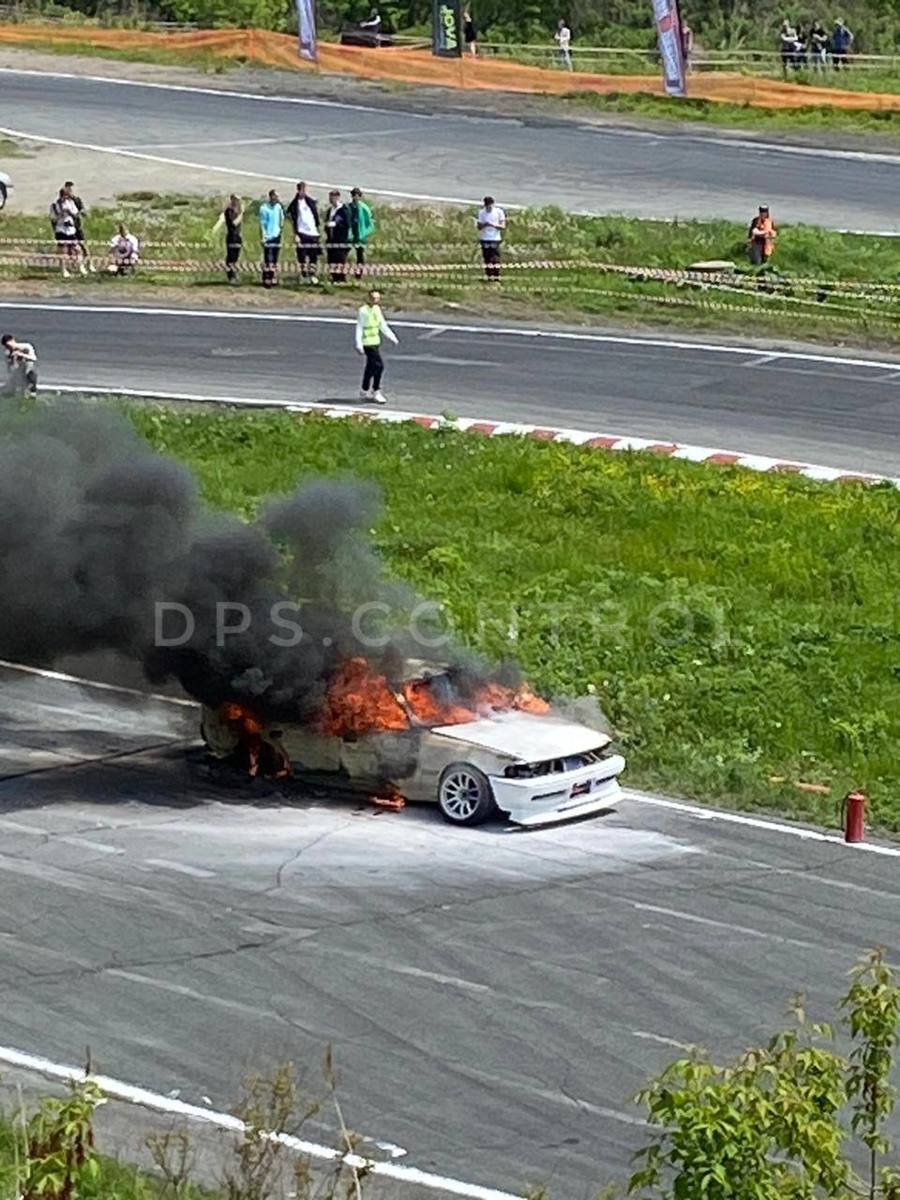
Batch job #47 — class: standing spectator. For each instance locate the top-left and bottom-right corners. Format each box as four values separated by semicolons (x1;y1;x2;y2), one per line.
355;288;398;405
348;187;375;279
107;224;140;275
809;20;828;69
830;17;854;69
212;194;244;285
324;189;350;284
476;195;506;282
779;20;799;73
259;189;284;288
359;6;381;42
464;8;477;56
554;19;572;70
795;24;809;67
63;180;94;273
1;333;38;395
286;182;321;284
680;18;694;72
49;187;84;278
748;204;777;266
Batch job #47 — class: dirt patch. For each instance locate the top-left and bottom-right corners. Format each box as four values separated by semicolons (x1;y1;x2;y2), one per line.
0;135;249;215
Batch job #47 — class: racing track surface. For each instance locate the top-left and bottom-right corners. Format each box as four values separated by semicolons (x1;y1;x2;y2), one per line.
2;663;899;1198
2;68;900;231
4;300;900;475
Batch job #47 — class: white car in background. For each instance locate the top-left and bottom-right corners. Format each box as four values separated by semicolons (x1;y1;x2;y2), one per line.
0;169;11;209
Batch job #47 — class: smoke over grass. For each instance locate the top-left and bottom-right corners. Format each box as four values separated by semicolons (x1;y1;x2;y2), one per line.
0;396;495;719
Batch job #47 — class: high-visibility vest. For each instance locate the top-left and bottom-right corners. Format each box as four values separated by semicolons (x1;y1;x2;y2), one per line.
361;304;382;347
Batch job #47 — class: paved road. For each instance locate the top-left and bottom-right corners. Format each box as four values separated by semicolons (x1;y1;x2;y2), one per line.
4;300;900;473
2;68;900;230
1;664;898;1198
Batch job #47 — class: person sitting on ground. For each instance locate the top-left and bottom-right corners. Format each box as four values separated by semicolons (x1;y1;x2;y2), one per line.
107;224;140;275
748;204;777;265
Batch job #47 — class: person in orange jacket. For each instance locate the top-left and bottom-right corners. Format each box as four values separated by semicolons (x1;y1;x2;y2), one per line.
748;204;777;265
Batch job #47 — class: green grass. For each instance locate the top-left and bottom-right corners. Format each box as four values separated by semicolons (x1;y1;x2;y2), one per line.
0;137;31;159
4;195;900;344
564;87;900;138
0;1114;214;1200
126;404;900;833
2;33;237;72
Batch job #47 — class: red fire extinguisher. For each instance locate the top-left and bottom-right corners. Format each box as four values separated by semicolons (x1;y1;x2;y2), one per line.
841;790;866;844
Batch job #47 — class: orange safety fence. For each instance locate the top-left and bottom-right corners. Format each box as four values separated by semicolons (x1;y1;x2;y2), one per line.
2;21;900;111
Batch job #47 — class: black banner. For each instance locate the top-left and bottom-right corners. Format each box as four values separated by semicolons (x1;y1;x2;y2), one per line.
432;0;462;57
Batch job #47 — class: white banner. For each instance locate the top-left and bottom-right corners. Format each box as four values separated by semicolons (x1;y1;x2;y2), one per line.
297;0;317;60
651;0;686;96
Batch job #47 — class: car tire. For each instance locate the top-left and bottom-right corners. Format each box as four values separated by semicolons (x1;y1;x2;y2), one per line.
0;184;6;211
437;763;497;826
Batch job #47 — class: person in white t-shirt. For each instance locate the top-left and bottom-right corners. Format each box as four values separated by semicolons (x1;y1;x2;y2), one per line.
107;224;140;275
2;333;38;395
49;187;85;278
476;196;506;283
554;19;572;69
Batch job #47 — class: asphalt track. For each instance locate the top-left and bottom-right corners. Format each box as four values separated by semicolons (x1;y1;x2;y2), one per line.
4;300;900;473
2;664;899;1198
2;68;900;230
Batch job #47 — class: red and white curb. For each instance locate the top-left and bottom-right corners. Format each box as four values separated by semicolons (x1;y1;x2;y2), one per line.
38;385;898;488
284;401;898;488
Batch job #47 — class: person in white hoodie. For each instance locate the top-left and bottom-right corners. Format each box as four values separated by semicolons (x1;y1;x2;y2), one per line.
355;288;398;404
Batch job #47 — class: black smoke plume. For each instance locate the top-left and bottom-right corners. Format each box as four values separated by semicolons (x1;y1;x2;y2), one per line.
0;398;497;719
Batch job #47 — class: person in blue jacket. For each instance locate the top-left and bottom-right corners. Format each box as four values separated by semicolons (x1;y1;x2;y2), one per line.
259;189;285;288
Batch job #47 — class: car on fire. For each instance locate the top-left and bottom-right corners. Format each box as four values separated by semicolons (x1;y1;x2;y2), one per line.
201;659;626;828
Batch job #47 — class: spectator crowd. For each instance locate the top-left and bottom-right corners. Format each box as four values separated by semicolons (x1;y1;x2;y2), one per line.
778;16;854;71
38;179;510;288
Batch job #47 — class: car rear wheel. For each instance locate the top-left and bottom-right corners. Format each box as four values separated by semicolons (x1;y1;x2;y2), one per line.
438;763;497;826
0;184;7;210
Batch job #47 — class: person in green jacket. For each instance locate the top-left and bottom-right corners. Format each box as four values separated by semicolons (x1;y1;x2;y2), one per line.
348;187;375;279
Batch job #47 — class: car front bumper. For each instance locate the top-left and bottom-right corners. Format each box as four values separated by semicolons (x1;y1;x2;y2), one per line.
489;754;626;827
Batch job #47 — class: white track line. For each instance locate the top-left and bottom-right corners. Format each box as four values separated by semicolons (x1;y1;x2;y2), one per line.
0;125;482;207
3;659;898;857
621;790;900;859
5;66;900;173
4;298;900;372
0;1044;522;1200
37;382;900;486
0;658;198;707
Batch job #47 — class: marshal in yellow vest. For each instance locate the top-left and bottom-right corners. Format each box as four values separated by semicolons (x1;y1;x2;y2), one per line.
360;304;384;347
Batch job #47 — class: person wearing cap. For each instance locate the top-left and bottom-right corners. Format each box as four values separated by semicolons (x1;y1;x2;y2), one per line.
348;187;375;279
476;195;506;282
830;17;854;69
748;205;777;265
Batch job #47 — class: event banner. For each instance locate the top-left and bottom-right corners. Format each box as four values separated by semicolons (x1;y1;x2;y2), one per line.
432;0;462;57
297;0;317;60
651;0;686;95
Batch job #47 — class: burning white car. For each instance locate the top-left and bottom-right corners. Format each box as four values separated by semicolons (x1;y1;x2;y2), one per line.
201;658;625;827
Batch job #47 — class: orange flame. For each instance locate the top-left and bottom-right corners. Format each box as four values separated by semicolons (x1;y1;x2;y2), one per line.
318;657;409;736
473;681;551;716
402;677;476;726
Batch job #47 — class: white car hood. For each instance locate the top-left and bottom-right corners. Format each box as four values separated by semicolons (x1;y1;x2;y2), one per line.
431;710;608;761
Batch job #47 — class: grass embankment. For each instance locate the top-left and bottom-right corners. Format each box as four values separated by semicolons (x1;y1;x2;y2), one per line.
564;87;900;135
4;193;900;342
129;404;900;832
